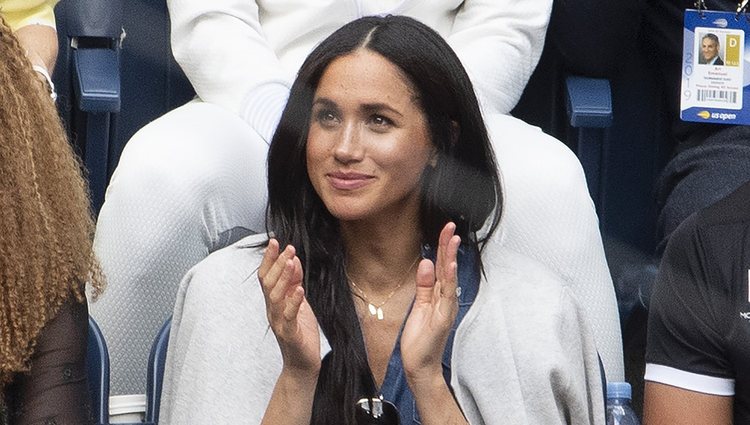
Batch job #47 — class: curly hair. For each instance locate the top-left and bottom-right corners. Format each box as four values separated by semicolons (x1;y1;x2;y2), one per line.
0;17;103;387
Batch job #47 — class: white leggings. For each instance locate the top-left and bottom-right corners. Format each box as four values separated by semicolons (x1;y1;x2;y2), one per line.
91;100;623;396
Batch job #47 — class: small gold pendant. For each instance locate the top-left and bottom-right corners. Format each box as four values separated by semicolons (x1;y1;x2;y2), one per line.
368;303;384;320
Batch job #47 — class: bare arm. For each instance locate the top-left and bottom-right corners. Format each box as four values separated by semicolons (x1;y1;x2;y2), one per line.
258;240;321;425
262;369;319;425
643;381;733;425
409;374;467;425
2;0;59;73
15;23;58;73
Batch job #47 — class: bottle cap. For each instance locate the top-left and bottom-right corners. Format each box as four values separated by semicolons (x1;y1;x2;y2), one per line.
607;382;632;400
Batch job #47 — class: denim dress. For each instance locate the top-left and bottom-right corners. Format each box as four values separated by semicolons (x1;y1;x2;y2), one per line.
376;244;480;424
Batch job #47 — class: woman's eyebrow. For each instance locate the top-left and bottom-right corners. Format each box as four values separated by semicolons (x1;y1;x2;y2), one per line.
312;97;338;108
360;103;404;117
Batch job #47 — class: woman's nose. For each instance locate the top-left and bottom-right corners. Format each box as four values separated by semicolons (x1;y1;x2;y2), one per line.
333;121;364;163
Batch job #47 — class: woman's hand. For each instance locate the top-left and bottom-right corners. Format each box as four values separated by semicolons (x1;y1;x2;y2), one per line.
400;223;468;424
258;239;321;377
401;222;461;383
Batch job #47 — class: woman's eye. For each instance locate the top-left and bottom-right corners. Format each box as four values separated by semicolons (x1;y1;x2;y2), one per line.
315;110;340;127
369;115;393;130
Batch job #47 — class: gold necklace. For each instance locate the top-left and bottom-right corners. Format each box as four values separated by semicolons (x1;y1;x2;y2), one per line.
347;256;420;321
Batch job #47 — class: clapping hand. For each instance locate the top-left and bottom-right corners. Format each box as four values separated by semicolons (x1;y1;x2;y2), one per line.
400;222;461;383
258;239;321;375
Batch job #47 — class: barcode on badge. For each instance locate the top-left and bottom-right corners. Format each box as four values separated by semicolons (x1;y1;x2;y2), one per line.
697;89;738;103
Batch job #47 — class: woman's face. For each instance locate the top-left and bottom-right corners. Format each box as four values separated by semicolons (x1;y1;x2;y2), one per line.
306;50;435;224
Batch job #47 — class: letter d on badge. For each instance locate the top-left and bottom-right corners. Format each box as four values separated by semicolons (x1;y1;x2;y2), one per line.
726;34;741;66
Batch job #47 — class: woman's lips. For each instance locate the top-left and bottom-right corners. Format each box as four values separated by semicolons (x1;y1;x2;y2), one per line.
326;171;374;190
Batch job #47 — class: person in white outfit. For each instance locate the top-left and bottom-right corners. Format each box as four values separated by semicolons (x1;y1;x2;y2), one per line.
92;0;624;403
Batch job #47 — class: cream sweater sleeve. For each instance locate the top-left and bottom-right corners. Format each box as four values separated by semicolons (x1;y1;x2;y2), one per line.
452;249;605;424
448;0;552;115
167;0;289;143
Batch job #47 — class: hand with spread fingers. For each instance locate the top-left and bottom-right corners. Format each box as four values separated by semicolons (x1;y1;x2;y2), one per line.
258;239;321;376
401;222;461;383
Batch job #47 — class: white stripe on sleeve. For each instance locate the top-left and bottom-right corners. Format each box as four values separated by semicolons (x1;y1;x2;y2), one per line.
645;363;735;396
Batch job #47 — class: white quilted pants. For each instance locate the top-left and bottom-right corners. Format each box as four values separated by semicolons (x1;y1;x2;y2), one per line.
91;100;268;396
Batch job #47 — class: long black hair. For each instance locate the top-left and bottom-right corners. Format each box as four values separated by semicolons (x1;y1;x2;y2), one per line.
266;15;502;424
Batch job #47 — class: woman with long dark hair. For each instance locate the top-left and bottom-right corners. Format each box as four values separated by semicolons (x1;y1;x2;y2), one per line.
161;16;604;424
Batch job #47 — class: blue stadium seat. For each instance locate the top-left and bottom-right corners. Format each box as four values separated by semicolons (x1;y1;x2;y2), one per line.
55;0;194;215
87;316;110;425
145;317;172;425
87;314;169;425
565;76;613;212
53;0;123;215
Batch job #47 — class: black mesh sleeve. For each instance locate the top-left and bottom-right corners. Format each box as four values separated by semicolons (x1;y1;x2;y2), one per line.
10;299;92;425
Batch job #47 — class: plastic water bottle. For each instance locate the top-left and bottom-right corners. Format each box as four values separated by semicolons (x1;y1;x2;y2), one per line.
606;382;640;425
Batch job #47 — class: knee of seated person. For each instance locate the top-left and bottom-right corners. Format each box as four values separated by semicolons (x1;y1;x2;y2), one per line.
484;114;587;181
109;138;218;206
109;107;264;204
526;140;585;183
119;101;262;160
494;131;589;198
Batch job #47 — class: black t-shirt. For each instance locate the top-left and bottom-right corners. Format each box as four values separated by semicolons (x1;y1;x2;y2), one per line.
645;181;750;423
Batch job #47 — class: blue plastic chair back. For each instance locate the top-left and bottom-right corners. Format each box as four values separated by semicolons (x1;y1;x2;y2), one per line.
145;316;172;425
87;316;110;425
54;0;123;216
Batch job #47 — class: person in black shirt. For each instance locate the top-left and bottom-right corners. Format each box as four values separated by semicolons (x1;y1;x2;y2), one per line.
644;181;750;423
